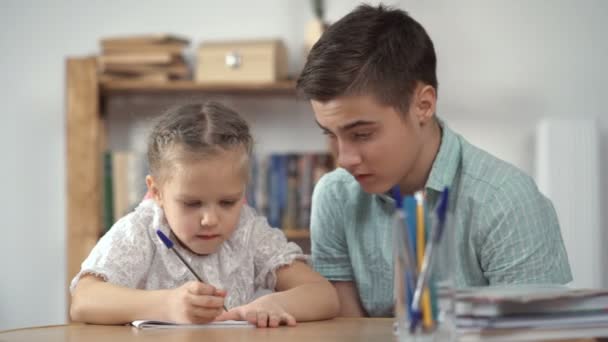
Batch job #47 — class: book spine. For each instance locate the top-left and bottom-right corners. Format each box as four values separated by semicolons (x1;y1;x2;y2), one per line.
268;154;281;228
282;154;299;230
102;151;114;236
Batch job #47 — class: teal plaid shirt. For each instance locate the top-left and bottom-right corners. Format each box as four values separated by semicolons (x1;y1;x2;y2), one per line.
310;120;572;317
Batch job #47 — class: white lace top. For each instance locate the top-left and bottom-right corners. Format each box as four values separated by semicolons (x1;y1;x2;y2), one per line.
69;199;308;309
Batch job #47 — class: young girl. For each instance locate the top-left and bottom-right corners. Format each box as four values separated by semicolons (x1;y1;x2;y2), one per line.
70;102;339;328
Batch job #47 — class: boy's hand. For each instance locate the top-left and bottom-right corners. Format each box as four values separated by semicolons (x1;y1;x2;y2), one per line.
167;281;226;324
215;295;296;328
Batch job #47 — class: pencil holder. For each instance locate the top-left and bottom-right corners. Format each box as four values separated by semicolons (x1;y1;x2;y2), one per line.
393;195;457;342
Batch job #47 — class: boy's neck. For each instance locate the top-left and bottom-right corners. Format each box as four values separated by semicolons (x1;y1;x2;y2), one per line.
398;119;442;195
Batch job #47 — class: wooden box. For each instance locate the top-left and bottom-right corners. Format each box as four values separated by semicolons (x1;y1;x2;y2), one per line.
196;39;288;83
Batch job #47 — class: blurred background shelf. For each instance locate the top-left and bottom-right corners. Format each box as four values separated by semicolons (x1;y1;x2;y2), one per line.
101;79;297;95
283;229;310;240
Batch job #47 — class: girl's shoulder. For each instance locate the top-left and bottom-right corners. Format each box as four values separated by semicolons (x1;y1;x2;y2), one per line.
229;204;295;248
227;205;270;245
104;199;161;242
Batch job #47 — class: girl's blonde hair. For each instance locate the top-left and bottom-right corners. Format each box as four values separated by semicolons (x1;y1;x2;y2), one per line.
147;101;253;182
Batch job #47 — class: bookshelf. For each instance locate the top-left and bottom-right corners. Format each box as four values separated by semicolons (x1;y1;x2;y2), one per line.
66;57;313;306
101;79;297;94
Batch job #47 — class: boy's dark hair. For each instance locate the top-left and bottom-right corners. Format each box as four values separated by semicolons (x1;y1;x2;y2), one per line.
297;4;438;114
147;101;252;182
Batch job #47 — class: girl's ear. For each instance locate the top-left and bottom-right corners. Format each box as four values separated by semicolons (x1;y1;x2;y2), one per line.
145;174;164;207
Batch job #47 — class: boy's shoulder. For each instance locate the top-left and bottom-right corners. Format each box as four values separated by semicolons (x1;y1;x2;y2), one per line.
456;133;540;204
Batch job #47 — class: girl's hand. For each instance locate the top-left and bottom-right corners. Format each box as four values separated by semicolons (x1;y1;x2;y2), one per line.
167;281;226;324
215;295;297;328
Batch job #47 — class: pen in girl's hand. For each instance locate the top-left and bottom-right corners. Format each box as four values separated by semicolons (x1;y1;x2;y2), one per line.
156;229;228;312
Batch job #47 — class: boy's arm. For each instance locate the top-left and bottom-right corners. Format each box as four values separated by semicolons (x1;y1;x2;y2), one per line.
479;176;572;285
332;281;367;317
70;275;225;324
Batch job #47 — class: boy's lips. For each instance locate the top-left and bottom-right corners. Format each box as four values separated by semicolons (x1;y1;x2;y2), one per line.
355;173;373;182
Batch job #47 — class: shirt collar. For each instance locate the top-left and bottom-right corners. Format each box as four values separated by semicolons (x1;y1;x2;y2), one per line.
424;118;461;194
377;118;461;205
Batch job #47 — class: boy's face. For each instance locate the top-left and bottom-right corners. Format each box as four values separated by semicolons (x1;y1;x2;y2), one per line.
312;93;430;194
147;148;248;255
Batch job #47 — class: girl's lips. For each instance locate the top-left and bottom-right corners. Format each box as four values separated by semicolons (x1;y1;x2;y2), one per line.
196;234;220;240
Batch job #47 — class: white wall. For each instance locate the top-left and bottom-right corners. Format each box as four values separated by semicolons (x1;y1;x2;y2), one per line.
1;0;606;330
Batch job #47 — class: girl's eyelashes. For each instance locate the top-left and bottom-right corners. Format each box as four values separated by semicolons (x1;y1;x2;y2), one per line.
180;199;239;208
182;201;201;208
220;200;238;208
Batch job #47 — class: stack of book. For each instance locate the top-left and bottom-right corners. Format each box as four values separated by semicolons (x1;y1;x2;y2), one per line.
98;34;190;82
453;286;608;342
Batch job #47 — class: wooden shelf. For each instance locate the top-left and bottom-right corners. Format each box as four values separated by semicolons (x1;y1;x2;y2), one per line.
283;229;310;240
101;79;297;95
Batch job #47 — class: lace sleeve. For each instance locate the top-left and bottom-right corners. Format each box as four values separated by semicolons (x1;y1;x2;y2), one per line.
250;215;310;291
69;211;155;293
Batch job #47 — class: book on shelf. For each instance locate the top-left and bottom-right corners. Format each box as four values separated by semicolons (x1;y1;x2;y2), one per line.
99;61;190;78
248;152;333;234
101;33;189;50
98;52;181;66
100;72;171;83
296;154;313;229
103;43;187;54
102;150;148;235
98;33;190;82
102;152;114;233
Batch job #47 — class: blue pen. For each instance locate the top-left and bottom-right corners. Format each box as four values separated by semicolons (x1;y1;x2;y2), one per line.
409;187;449;332
156;229;228;311
389;185;403;208
390;187;417;321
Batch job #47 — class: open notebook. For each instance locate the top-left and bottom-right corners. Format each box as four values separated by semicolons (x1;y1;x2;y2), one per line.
131;320;255;329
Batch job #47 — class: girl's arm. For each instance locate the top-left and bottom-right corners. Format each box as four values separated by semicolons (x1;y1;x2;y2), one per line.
332;281;367;316
266;260;340;321
70;275;226;324
216;260;339;327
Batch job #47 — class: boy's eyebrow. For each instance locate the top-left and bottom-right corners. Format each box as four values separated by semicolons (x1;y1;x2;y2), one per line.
316;119;377;133
315;120;331;133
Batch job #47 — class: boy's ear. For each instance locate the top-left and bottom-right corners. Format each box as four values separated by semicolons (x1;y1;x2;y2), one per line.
145;174;164;207
412;83;437;126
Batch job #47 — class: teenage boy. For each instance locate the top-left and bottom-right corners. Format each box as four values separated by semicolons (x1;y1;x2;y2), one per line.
296;4;572;317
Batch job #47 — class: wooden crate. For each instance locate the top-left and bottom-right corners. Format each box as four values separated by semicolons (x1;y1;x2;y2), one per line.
196;39;288;83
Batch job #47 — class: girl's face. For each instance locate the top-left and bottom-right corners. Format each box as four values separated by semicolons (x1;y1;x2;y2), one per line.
147;147;248;255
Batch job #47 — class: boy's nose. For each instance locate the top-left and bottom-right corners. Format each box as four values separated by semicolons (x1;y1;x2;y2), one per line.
337;143;362;171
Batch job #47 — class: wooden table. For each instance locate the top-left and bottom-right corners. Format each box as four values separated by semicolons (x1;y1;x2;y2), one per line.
0;318;604;342
0;318;393;342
